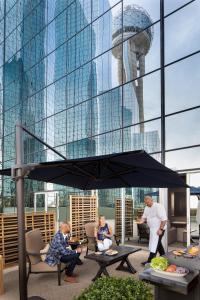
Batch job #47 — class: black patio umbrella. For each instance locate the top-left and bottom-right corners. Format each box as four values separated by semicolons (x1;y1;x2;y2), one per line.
0;150;187;189
190;186;200;196
147;187;200;197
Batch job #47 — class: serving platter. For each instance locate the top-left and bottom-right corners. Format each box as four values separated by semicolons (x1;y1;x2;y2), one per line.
105;250;118;256
152;268;189;278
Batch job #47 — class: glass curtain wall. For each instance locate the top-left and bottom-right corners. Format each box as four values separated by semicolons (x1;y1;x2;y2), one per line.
0;0;199;244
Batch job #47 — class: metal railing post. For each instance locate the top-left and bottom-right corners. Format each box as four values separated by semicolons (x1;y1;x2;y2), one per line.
15;123;27;300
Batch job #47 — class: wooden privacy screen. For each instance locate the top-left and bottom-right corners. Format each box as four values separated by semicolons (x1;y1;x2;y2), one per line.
115;198;133;239
0;212;55;266
70;195;98;239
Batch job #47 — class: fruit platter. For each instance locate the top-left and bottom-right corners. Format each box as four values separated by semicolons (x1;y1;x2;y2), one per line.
150;257;189;277
172;246;199;258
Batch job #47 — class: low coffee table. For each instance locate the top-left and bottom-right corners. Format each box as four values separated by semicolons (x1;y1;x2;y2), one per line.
85;246;141;281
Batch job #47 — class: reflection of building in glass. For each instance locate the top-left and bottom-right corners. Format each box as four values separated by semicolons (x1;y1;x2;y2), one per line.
112;4;153;132
1;0;198;218
22;0;46;163
2;1;46;209
53;0;96;159
112;4;158;208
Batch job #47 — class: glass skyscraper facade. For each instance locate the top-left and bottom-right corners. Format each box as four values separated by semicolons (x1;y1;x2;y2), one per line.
0;0;199;217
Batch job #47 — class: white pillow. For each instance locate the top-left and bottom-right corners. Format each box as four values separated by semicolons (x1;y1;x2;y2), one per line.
40;243;50;262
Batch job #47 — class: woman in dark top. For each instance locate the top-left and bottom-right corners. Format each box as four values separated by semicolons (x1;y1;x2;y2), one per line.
95;215;113;251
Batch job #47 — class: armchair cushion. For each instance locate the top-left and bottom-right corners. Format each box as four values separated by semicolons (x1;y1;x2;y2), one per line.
31;262;66;273
40;244;50;262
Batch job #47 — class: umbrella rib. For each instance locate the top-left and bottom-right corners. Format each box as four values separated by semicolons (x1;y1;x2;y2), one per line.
56;164;97;178
72;163;97;178
106;164;132;187
42;168;83;183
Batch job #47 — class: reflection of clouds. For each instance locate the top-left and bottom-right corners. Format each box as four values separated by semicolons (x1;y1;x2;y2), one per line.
166;108;200;150
166;147;200;170
165;1;200;63
165;54;200;114
190;172;200;209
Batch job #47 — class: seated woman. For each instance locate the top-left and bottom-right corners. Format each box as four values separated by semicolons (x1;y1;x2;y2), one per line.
95;215;113;251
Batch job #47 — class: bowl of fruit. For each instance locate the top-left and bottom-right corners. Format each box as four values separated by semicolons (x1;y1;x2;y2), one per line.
150;257;189;277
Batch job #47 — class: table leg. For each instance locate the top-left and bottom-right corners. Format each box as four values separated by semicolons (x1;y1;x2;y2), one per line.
116;256;136;274
92;263;109;281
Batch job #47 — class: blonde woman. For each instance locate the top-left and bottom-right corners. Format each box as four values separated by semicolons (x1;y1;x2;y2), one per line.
95;215;113;251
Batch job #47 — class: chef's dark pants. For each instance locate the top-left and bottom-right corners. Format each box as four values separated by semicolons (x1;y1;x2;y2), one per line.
148;230;165;262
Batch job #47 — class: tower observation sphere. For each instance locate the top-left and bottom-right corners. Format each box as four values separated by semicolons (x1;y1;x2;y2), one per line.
112;4;154;132
112;4;153;55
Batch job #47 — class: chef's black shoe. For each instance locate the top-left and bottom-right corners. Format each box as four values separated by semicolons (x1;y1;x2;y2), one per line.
141;261;148;266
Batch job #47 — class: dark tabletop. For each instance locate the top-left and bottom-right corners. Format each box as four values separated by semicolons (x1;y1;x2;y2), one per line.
85;246;141;263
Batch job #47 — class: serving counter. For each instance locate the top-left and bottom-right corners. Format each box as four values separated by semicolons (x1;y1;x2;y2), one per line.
139;251;200;300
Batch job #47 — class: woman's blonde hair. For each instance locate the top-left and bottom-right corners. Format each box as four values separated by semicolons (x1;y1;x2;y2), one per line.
98;215;105;226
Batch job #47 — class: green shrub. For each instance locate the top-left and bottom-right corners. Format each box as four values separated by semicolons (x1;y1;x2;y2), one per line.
74;276;153;300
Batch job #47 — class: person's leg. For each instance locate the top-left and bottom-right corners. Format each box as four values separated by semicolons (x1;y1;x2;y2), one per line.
70;244;83;265
156;230;165;256
97;241;104;251
103;238;112;250
147;251;156;262
60;253;79;276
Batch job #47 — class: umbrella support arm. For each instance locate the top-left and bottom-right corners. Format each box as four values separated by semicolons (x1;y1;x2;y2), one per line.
11;164;37;180
15;123;45;300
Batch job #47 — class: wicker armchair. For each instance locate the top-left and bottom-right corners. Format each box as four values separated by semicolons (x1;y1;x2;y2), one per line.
26;229;66;286
84;222;120;255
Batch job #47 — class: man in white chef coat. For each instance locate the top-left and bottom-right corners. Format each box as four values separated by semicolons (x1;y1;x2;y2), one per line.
140;195;167;265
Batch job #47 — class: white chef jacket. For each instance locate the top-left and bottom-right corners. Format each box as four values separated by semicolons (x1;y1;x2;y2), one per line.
142;202;167;253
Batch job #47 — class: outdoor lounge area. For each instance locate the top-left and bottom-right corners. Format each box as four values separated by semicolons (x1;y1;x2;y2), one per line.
1;249;148;300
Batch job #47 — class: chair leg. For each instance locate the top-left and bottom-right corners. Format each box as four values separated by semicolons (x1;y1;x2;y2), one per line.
26;263;31;284
86;246;88;256
57;264;61;286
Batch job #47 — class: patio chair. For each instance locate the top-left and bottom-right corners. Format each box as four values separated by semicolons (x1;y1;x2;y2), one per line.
85;221;120;255
26;229;66;286
137;223;149;243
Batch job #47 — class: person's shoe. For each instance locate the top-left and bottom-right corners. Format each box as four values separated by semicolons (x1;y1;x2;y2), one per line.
71;273;79;277
76;259;83;265
64;275;78;283
141;261;149;266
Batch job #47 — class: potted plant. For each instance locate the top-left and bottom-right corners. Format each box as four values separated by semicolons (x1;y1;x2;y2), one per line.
74;277;153;300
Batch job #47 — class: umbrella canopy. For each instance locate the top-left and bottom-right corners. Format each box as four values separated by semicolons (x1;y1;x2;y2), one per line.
145;191;159;196
0;150;187;189
196;202;200;225
191;186;200;195
146;187;200;197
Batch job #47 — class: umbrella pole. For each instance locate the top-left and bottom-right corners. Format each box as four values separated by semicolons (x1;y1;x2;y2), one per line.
16;124;27;300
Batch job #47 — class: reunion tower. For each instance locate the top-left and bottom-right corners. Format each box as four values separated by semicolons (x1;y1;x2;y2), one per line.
112;4;153;132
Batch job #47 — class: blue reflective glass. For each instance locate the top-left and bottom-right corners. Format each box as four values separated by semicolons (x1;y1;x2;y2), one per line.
92;87;122;135
165;1;200;64
123;119;161;153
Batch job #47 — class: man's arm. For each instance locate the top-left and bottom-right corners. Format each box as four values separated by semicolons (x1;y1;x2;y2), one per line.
52;234;76;256
157;204;167;235
137;208;147;224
